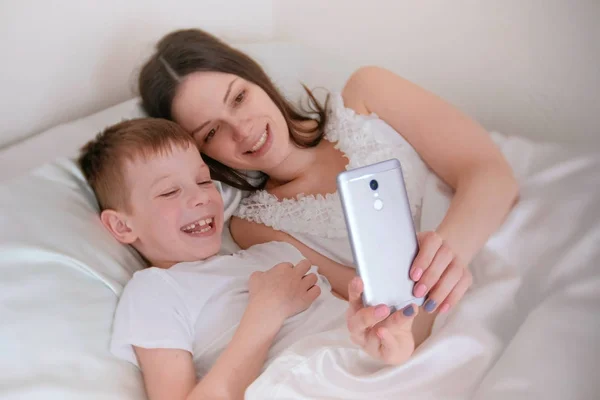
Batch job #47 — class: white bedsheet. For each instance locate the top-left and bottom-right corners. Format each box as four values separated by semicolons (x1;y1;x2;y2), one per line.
245;133;600;399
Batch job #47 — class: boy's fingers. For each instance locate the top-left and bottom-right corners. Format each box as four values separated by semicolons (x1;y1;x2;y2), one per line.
301;273;318;289
294;259;312;276
304;284;321;303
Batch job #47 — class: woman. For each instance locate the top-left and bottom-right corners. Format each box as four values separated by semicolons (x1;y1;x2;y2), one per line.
138;29;518;356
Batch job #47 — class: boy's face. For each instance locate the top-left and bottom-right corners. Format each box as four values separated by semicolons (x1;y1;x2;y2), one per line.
102;144;224;268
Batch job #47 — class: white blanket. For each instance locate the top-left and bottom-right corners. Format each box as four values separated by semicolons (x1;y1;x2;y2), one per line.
246;133;600;399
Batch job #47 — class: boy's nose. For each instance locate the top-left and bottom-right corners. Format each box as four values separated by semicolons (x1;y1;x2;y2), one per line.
188;187;210;208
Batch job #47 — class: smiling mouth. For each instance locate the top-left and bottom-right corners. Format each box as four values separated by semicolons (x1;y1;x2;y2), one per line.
244;124;269;154
180;217;215;236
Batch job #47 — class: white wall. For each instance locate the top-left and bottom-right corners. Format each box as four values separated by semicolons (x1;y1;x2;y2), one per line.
0;0;273;149
274;0;600;145
2;1;598;150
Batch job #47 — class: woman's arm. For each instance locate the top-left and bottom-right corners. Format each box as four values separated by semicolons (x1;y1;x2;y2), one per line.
230;216;355;299
135;301;282;400
342;66;519;265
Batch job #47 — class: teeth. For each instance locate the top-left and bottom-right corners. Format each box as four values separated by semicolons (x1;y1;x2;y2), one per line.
250;129;268;152
182;223;195;231
182;217;214;232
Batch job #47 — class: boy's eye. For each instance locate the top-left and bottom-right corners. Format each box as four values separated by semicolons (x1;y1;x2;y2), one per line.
160;189;179;197
197;180;213;186
205;128;217;143
233;90;245;105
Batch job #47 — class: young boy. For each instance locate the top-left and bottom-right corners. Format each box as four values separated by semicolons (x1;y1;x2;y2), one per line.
79;118;417;400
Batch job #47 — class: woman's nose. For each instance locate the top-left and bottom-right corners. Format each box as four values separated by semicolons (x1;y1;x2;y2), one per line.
232;119;254;142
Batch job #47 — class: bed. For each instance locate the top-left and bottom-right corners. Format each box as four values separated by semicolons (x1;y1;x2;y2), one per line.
1;7;599;400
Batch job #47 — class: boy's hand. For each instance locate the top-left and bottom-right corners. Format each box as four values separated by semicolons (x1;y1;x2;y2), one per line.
346;277;417;365
248;259;321;325
410;231;473;314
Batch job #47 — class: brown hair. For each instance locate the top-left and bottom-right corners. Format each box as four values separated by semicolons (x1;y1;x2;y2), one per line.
78;118;196;212
138;28;328;190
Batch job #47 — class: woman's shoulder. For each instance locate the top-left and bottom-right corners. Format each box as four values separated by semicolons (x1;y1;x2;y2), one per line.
324;66;389;135
340;66;389;115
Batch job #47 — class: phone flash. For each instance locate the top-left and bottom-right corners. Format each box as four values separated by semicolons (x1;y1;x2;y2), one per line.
373;198;383;210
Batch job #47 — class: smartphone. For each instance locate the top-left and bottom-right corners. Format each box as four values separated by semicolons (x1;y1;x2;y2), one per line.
337;158;424;311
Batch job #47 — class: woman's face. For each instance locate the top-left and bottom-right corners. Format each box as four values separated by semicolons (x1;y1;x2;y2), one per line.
171;71;291;172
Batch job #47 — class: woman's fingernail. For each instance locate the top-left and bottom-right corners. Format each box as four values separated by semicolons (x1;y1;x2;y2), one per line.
439;304;450;313
352;277;360;290
412;268;423;281
375;305;389;318
414;283;427;298
424;299;437;313
402;305;415;317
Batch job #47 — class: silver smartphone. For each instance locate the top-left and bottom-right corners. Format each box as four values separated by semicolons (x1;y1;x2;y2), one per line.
337;158;424;311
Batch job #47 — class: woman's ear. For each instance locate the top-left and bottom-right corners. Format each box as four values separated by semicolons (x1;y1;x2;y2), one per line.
100;209;137;244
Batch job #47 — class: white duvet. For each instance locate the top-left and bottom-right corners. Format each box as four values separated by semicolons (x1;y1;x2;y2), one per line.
245;133;600;400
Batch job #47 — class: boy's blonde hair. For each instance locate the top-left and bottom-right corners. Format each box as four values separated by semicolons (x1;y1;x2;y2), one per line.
78;118;196;212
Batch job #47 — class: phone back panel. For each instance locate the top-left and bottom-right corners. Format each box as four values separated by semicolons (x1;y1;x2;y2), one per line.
337;159;424;310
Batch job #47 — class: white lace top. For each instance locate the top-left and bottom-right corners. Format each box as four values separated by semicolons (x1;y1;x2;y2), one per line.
235;93;430;266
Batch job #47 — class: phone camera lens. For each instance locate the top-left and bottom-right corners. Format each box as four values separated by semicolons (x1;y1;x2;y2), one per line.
370;179;378;191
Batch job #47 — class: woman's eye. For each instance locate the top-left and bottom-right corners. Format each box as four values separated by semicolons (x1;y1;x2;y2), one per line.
205;128;217;143
160;189;179;198
197;181;212;186
234;90;245;105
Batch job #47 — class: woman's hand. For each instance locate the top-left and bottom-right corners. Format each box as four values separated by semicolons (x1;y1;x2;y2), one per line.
249;259;322;325
410;231;473;314
346;277;417;365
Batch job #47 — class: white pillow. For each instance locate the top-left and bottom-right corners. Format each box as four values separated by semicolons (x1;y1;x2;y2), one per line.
0;159;144;400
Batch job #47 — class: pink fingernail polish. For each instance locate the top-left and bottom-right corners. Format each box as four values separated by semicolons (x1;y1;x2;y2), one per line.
412;268;423;281
414;283;427;298
375;305;389;318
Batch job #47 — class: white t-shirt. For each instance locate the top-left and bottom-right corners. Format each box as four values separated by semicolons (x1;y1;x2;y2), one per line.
110;241;347;378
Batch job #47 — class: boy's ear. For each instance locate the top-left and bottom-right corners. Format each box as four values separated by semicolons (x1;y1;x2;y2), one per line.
100;209;137;244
